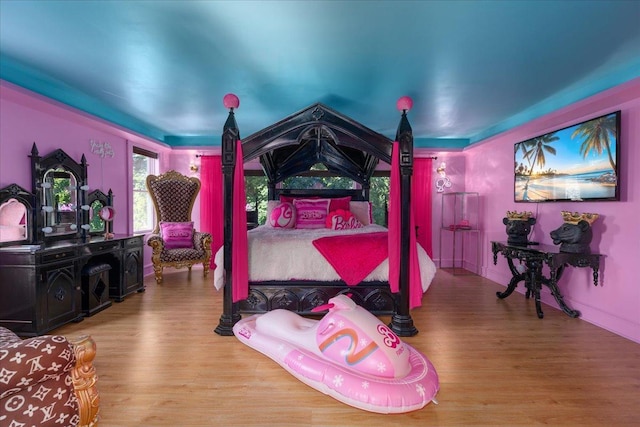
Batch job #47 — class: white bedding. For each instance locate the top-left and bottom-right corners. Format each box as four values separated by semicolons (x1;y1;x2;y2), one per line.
213;224;436;292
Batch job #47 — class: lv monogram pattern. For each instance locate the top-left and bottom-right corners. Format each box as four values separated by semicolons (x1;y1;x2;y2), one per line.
0;329;80;426
147;231;209;262
160;247;206;263
150;179;198;223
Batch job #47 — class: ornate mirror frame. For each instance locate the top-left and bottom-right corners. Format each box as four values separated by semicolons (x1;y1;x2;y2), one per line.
30;143;88;243
86;188;114;236
0;183;35;247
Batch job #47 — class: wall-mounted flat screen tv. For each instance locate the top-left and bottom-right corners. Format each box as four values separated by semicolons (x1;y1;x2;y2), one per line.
514;110;620;202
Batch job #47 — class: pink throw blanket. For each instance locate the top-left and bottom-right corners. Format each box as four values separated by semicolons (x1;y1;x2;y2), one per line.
312;232;388;286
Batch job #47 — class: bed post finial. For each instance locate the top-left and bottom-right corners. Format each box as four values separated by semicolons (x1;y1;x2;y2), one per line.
396;96;413;113
222;94;241;168
395;96;413;170
223;93;240;110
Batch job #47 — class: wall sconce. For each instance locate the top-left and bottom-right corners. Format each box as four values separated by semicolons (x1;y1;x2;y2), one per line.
190;154;202;173
435;161;452;193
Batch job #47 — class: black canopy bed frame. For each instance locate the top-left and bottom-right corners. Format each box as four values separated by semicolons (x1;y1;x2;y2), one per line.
214;102;419;337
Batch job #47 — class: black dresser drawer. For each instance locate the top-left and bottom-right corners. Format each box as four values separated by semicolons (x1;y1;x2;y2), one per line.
41;249;76;264
124;236;143;247
88;241;122;254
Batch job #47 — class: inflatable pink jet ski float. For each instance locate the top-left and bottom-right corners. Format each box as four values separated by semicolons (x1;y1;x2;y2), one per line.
233;294;439;414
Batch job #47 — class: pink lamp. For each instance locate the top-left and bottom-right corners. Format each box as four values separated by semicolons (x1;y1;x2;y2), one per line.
396;96;413;112
223;93;240;110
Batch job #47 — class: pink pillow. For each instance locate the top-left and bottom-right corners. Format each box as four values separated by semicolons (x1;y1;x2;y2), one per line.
293;199;330;229
279;195;296;204
280;195;351;212
326;209;352;228
268;202;296;228
326;210;363;230
160;221;194;249
328;196;351;212
349;201;373;225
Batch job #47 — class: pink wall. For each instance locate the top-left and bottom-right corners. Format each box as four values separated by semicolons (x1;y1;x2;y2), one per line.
0;81;172;275
462;77;640;343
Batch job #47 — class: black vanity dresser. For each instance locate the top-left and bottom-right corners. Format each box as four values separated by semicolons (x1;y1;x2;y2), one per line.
0;235;144;336
0;144;144;336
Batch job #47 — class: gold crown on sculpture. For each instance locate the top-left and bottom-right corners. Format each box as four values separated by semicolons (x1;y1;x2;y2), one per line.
561;211;599;225
506;211;533;221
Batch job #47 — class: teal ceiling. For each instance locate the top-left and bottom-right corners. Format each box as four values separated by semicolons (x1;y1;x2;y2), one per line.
1;1;639;148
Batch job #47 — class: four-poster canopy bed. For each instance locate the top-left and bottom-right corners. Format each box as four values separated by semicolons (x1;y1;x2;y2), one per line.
213;96;436;337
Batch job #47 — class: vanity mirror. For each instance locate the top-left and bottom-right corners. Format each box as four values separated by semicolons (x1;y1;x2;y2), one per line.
30;143;88;242
99;206;116;239
87;188;114;237
0;184;34;246
42;169;77;234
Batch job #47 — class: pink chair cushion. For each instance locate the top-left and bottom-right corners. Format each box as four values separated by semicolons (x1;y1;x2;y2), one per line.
293;199;330;229
160;221;194;249
268;202;296;228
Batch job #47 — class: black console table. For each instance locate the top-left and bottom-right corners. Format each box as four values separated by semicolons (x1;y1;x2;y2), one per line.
491;241;601;319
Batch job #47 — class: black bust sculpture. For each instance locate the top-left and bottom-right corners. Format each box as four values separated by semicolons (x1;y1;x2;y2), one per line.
550;211;599;253
503;211;535;245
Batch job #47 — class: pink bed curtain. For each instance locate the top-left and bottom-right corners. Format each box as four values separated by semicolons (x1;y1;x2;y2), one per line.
201;144;248;301
388;142;423;309
412;158;433;258
232;140;249;302
199;155;223;268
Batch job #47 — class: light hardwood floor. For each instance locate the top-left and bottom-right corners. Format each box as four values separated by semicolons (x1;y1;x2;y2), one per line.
55;268;640;426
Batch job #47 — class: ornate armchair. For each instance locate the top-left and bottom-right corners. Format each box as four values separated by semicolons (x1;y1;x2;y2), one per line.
0;327;99;426
146;170;212;283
